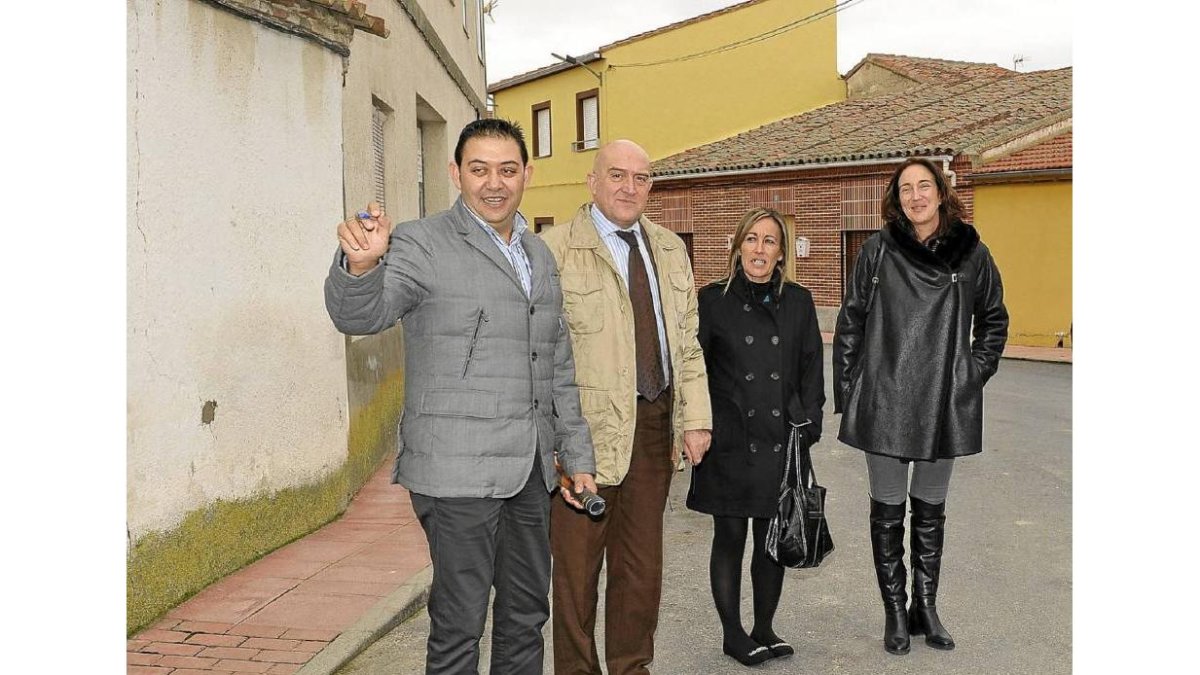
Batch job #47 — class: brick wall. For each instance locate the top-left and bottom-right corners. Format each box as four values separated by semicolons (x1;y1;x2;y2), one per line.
978;131;1072;172
199;0;387;54
648;157;985;308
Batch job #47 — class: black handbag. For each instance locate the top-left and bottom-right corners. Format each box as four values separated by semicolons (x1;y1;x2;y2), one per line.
765;424;834;569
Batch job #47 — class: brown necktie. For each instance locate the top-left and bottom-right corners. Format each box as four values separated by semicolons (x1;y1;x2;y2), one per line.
615;230;666;401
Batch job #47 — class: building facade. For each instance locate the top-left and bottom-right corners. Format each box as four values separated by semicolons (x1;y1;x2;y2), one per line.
127;0;487;633
646;62;1072;347
488;0;845;226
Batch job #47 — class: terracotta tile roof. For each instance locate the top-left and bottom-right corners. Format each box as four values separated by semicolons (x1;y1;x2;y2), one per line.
844;53;1012;83
652;67;1072;177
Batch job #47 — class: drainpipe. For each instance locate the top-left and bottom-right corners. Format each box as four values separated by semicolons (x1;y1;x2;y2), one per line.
941;157;956;187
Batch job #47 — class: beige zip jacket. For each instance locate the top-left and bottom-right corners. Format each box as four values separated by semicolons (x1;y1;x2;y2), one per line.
541;204;712;485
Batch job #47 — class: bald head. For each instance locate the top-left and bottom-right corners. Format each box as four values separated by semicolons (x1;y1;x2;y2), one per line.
587;140;653;228
592;140;650;174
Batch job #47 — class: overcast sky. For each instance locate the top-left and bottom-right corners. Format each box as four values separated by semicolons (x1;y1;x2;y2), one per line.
483;0;1072;83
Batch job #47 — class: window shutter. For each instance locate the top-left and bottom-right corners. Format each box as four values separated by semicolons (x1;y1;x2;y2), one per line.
536;107;551;158
416;121;425;217
372;106;387;209
581;96;598;149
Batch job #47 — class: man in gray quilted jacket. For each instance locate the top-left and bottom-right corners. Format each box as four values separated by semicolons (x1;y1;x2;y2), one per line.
324;118;597;675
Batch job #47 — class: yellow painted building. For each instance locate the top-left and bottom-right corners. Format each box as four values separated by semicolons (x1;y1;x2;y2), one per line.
488;0;845;225
973;177;1073;348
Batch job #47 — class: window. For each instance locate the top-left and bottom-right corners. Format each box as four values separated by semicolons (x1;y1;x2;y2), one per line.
416;95;448;214
841;176;887;231
416;121;426;218
532;101;551;158
477;0;486;63
371;102;389;210
533;217;554;234
840;175;889;295
574;89;599;151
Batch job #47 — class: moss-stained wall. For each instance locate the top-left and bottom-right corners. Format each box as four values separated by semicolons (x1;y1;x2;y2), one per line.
127;354;404;635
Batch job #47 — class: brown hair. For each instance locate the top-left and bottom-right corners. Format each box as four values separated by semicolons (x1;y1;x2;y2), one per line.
881;157;965;238
723;207;789;295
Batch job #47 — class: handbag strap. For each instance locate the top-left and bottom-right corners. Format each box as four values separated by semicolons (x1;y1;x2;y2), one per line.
782;425;803;490
797;443;817;489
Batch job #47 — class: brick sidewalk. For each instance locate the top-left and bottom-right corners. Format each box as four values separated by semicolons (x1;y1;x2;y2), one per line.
127;462;429;675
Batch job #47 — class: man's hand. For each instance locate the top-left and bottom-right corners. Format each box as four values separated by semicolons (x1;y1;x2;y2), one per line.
337;201;392;275
682;429;712;465
560;472;599;510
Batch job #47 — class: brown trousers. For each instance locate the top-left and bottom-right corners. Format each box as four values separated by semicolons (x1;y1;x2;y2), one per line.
550;391;674;675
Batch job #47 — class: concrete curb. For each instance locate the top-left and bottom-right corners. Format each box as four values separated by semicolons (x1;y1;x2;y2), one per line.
296;566;434;675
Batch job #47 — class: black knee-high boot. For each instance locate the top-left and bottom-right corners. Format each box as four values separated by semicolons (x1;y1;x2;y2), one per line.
869;499;910;655
908;496;956;650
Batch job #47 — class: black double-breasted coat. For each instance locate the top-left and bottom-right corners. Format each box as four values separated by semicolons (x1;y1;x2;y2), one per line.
686;273;826;518
832;219;1009;461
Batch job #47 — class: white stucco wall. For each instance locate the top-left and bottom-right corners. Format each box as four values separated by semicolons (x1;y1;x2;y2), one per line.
128;0;350;539
342;0;484;220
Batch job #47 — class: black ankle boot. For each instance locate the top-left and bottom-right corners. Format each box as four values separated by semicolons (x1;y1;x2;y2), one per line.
869;499;910;655
907;496;956;650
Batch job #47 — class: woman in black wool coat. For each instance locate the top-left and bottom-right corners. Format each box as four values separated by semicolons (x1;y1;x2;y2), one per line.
686;207;825;667
834;158;1008;656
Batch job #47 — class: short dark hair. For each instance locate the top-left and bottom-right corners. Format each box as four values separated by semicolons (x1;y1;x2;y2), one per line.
454;118;529;166
881;157;965;236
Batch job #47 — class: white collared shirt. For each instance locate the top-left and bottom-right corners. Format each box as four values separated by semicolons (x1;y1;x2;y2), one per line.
464;207;533;297
591;204;670;384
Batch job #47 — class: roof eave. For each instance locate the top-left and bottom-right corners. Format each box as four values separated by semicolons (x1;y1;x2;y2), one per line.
488;51;603;93
966;113;1073;168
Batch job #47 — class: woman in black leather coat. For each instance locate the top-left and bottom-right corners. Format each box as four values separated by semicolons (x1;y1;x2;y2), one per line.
833;158;1008;656
688;208;825;666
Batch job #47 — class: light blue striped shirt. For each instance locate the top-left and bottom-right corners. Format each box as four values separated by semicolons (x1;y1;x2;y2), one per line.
591;205;670;384
465;207;533;297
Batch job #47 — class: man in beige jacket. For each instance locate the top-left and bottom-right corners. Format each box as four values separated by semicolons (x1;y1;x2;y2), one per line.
541;140;712;675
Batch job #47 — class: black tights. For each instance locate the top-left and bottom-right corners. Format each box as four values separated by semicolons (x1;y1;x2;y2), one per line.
710;515;786;648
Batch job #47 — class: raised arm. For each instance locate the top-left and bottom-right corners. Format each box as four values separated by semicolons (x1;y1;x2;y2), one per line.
324;203;433;336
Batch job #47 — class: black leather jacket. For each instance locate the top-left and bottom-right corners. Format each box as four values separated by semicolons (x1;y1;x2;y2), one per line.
833;219;1008;461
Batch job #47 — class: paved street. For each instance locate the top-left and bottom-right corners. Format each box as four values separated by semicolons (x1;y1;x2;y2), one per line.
338;356;1071;674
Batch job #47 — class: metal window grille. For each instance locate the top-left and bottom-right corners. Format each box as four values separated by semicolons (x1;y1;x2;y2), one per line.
372;106;387;210
840;177;887;231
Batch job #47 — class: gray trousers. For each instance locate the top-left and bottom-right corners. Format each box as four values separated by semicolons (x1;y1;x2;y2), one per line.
865;453;954;505
411;459;551;675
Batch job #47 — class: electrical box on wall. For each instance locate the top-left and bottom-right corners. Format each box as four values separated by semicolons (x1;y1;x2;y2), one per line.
796;236;811;258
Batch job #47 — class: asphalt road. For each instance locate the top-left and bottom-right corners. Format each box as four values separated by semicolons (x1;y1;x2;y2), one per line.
338;356;1071;674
